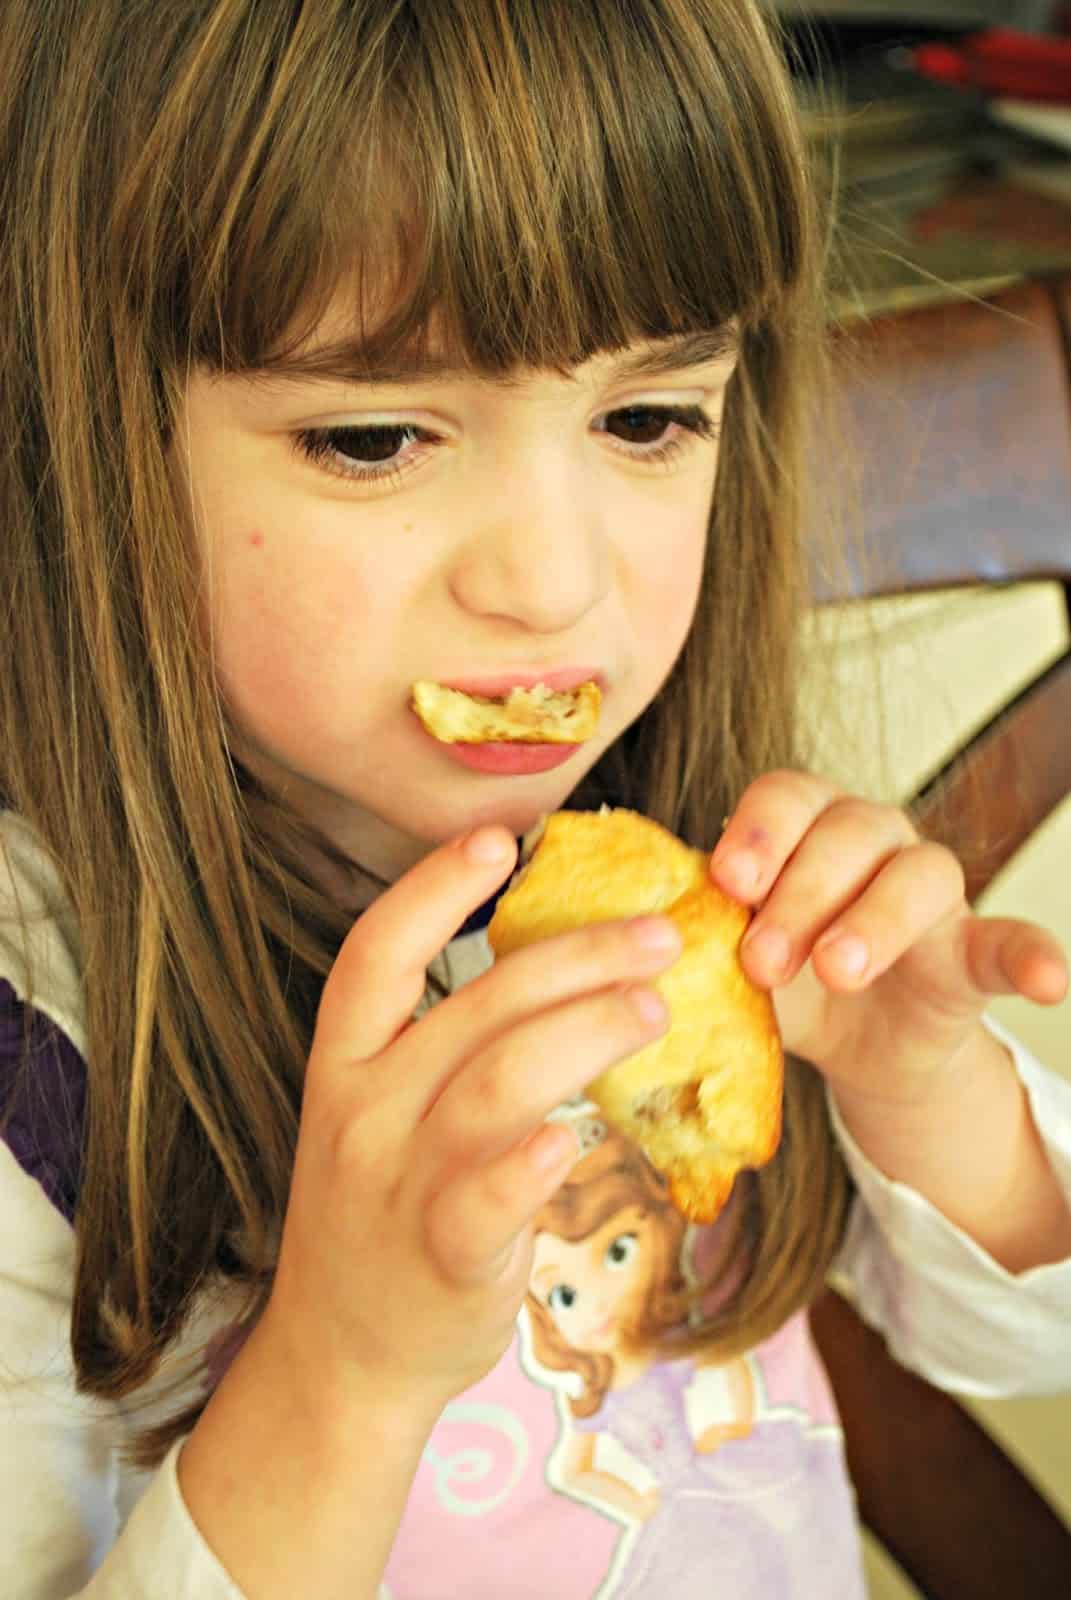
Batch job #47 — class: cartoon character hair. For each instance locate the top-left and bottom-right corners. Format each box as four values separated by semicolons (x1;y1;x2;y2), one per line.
0;0;849;1462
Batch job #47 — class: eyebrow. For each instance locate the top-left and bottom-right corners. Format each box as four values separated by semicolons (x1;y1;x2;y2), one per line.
602;328;740;381
264;326;739;389
530;1267;557;1297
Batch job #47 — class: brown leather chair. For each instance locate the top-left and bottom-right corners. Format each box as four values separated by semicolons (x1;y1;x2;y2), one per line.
809;276;1071;1599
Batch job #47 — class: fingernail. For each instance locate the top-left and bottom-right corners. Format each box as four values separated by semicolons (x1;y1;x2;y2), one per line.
463;828;515;866
743;925;790;978
822;934;868;979
714;849;763;897
629;916;682;955
628;985;669;1029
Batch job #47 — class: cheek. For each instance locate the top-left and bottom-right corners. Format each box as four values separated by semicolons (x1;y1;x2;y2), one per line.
205;520;392;730
608;1257;646;1309
214;537;328;684
552;1303;584;1339
629;508;708;655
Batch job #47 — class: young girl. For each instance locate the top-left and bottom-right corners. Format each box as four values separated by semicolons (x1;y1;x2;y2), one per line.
1;2;1069;1597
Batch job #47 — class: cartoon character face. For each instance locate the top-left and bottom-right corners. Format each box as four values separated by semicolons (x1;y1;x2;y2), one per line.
530;1204;655;1354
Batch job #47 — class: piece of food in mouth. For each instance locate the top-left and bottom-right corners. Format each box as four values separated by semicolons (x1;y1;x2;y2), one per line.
410;679;601;744
487;807;783;1223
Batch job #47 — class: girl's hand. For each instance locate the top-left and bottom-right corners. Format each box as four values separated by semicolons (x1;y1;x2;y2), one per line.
261;826;681;1415
709;771;1069;1105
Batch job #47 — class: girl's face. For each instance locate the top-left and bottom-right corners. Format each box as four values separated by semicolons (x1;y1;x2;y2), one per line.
177;304;735;879
530;1204;657;1355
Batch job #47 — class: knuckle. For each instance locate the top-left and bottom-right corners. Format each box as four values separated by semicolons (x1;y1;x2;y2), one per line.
328;1084;391;1176
474;1160;524;1219
424;1192;465;1271
874;800;917;844
465;1049;517;1126
764;768;838;807
553;920;650;990
324;929;379;1000
317;937;424;1051
425;1186;487;1282
823;797;914;855
606;984;661;1041
517;916;623;968
824;794;883;832
581;915;623;946
824;794;875;828
913;840;966;901
583;917;641;965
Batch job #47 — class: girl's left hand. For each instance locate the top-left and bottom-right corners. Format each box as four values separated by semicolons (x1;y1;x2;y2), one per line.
709;771;1069;1104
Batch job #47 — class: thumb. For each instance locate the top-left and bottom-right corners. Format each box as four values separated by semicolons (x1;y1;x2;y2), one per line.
963;915;1069;1007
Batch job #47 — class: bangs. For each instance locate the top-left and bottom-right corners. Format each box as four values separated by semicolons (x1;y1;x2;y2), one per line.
134;0;811;381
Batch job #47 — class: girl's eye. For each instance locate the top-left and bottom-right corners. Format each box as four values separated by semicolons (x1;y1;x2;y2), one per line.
549;1283;578;1313
604;1233;638;1270
600;404;718;463
293;422;433;483
292;404;717;484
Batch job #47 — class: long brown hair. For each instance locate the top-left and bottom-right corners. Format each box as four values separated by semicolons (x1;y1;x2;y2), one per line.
0;0;849;1464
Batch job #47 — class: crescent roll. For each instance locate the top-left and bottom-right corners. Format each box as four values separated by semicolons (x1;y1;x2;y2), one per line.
411;680;601;744
487;808;783;1223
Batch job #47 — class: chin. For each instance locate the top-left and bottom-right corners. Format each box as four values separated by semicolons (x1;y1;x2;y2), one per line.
448;773;597;842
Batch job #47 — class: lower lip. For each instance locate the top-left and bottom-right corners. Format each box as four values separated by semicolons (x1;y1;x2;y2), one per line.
430;739;585;775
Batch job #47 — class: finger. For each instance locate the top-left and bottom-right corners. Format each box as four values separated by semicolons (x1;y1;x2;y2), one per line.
737;798;923;988
425;1122;581;1288
709;770;842;905
386;913;682;1121
962;917;1070;1006
424;982;669;1165
313;827;517;1065
799;841;964;991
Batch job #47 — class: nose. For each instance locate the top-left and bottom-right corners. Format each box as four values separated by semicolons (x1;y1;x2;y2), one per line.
448;448;611;634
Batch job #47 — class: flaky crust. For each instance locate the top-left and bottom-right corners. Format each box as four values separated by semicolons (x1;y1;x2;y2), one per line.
487;809;783;1222
411;680;601;744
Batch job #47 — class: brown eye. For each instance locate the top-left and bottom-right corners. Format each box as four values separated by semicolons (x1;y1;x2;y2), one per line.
605;407;672;446
294;422;436;484
599;404;717;457
318;424;416;464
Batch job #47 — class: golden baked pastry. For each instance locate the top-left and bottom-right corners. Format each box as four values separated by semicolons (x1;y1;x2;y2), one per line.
411;680;601;744
487;808;783;1222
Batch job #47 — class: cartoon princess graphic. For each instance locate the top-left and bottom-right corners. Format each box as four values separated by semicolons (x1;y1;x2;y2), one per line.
523;1122;862;1598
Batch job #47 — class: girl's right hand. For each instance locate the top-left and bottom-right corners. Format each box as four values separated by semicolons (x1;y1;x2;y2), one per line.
260;824;681;1416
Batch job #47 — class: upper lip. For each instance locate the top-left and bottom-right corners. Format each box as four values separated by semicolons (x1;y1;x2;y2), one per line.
437;666;606;697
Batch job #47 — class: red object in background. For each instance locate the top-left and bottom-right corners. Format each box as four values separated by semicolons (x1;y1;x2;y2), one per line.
914;28;1071;102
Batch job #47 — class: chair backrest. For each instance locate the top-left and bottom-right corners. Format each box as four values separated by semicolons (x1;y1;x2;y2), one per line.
819;276;1071;894
808;275;1071;1599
